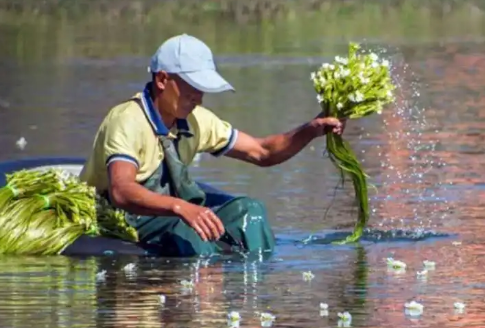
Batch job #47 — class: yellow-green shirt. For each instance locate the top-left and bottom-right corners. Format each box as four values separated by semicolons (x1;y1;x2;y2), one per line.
79;86;237;193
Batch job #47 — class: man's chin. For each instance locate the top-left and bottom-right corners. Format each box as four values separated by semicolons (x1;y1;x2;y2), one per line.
177;107;196;119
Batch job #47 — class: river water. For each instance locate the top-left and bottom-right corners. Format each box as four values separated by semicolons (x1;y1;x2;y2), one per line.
1;1;485;327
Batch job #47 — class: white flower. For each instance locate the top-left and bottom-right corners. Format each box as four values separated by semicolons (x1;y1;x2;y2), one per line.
16;137;27;150
260;312;275;326
302;271;315;281
348;91;364;103
423;260;435;269
159;295;166;304
329;64;335;70
360;76;370;84
387;257;407;270
338;311;352;321
96;270;107;282
227;311;241;322
386;90;393;98
381;59;390;67
310;72;316;80
371;61;379;68
369;53;379;61
181;279;194;289
335;56;348;65
319;76;327;86
454;302;466;310
340;68;351;77
404;301;424;317
320;303;328;310
316;94;324;103
321;63;330;69
336;103;344;110
416;269;428;277
334;71;341;79
123;263;136;273
404;300;424;314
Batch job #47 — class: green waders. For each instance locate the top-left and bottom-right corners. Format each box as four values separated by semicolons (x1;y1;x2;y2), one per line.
124;135;275;257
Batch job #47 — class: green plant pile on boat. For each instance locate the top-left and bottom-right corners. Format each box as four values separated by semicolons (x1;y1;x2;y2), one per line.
0;168;137;255
311;42;396;244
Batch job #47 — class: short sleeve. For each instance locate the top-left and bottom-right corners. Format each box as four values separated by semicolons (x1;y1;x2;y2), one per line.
194;107;238;157
102;112;144;169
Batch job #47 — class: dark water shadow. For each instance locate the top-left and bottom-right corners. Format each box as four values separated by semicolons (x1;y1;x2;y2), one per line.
288;228;456;246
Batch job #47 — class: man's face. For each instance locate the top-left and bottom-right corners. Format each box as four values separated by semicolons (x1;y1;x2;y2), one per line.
156;73;204;119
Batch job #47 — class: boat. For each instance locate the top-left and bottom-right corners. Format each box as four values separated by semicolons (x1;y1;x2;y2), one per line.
0;156;244;257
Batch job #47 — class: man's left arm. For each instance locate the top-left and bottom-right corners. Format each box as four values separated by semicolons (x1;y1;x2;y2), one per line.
225;117;344;167
195;107;344;167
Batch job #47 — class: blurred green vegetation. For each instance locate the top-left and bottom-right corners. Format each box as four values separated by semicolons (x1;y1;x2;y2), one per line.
1;0;485;63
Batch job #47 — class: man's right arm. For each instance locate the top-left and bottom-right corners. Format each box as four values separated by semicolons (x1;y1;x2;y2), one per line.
107;160;183;216
107;161;224;241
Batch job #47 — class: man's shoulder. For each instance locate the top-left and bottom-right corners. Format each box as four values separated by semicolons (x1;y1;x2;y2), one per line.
189;105;225;124
103;95;146;126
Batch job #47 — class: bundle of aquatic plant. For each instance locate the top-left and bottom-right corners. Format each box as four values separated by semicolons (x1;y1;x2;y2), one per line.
95;196;138;243
0;168;138;255
311;42;396;244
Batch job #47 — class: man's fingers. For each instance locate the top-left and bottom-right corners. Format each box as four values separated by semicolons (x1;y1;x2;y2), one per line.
208;210;225;235
195;215;212;242
193;222;209;242
202;211;221;240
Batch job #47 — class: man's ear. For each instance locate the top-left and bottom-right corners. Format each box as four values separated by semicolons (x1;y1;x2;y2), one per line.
153;71;169;91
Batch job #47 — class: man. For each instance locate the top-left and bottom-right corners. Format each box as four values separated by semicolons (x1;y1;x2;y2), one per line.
80;34;344;256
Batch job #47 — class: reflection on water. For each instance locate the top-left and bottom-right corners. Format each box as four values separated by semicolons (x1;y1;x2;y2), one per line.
2;0;485;327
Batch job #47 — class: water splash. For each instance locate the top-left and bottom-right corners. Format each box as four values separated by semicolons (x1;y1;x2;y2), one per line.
360;45;453;230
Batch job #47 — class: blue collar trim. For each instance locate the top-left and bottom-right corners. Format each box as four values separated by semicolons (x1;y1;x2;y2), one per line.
140;83;192;137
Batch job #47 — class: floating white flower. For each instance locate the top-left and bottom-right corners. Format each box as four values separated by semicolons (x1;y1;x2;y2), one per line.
416;269;428;277
381;59;390;67
404;300;424;316
181;279;194;289
227;311;241;327
321;63;330;69
302;271;315;281
310;72;316;80
423;260;435;269
338;311;352;326
454;302;466;310
96;270;107;282
369;53;379;61
260;312;275;327
123;263;136;272
387;257;407;269
16;137;27;150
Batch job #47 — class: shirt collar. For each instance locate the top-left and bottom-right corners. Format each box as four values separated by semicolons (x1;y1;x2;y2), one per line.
140;82;193;137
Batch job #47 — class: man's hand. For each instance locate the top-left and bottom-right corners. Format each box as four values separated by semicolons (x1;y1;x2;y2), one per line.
310;115;346;138
173;201;225;242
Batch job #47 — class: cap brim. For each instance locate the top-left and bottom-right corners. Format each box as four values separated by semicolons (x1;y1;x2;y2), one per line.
178;69;235;93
